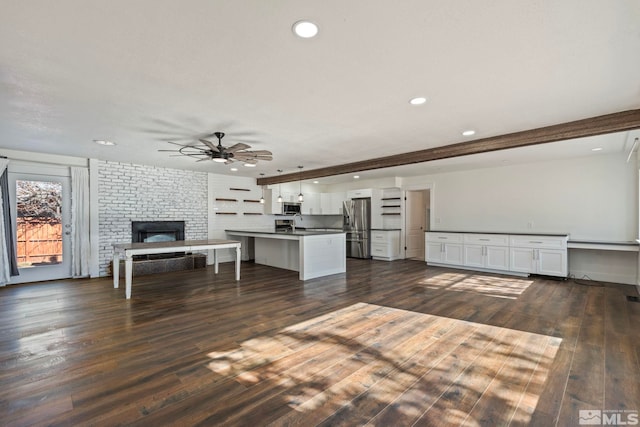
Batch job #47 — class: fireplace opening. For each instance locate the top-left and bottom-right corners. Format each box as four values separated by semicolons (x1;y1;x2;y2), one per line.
132;221;185;260
140;230;179;243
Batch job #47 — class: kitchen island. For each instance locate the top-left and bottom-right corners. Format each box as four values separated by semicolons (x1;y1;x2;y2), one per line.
225;229;346;280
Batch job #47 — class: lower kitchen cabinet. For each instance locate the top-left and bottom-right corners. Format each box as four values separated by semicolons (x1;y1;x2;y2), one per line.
510;247;567;276
464;245;509;270
463;233;509;271
371;230;401;261
426;232;568;278
509;235;568;277
425;232;463;265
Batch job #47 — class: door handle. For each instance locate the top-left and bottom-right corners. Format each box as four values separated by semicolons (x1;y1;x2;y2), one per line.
65;231;71;235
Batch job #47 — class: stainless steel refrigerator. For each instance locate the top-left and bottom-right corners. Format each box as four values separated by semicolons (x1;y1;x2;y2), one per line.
343;198;371;258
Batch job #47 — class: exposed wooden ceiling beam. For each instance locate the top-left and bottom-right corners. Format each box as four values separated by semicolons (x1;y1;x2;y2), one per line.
257;109;640;185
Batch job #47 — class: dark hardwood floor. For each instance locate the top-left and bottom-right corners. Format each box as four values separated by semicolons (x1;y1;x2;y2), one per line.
1;259;639;426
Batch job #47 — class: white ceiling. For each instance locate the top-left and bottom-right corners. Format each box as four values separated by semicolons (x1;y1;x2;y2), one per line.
1;1;639;183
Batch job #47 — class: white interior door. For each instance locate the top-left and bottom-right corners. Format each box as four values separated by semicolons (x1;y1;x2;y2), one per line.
405;190;427;259
8;170;72;283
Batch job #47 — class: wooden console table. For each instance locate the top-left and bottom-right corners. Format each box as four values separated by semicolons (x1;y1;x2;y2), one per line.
112;239;241;299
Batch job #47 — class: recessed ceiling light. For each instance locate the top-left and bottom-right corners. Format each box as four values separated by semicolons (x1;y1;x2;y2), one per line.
230;167;238;171
93;139;116;146
353;175;360;179
313;181;319;184
462;130;476;136
592;147;603;152
409;97;427;105
244;163;256;168
292;20;319;38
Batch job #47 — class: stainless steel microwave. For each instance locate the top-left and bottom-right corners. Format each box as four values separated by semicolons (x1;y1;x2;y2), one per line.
283;202;301;215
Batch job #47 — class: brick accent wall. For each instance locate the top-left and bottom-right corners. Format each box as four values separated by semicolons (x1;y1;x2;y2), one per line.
97;161;208;276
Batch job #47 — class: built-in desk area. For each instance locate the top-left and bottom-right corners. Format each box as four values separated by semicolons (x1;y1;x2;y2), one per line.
567;239;639;252
567;239;639;285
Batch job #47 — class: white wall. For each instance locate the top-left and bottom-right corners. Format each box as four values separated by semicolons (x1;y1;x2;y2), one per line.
404;153;637;240
208;174;273;262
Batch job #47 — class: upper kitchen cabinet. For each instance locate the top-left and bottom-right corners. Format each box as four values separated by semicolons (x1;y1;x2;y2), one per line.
301;192;321;215
347;188;372;199
319;192;346;215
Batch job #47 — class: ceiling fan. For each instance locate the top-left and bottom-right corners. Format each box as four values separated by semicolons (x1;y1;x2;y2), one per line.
159;132;273;165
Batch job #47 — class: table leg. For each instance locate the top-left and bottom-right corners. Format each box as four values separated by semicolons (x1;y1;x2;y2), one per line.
235;245;241;280
113;253;119;288
125;255;133;299
214;248;219;274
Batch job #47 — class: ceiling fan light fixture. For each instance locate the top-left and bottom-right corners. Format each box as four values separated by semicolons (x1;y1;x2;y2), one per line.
244;163;256;167
212;158;227;163
293;20;319;38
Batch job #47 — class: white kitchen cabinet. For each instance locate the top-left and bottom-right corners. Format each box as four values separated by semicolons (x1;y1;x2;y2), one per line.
347;188;372;199
319;192;346;215
264;188;283;215
426;232;568;278
537;249;567;276
301;192;320;215
463;234;509;271
371;230;401;261
509;235;568;277
510;247;535;273
425;232;463;265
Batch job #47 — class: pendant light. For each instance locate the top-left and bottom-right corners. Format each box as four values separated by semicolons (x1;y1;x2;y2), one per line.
276;169;283;203
297;166;304;202
259;173;265;204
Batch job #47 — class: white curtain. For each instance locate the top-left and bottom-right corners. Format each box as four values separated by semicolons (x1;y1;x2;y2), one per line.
0;159;10;285
71;166;90;278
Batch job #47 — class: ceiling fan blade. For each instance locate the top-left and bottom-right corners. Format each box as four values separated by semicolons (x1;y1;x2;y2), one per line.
226;143;251;153
166;141;191;147
244;150;272;156
242;159;258;164
158;149;181;152
199;139;220;152
196;157;211;162
225;158;235;164
232;154;256;160
233;152;272;161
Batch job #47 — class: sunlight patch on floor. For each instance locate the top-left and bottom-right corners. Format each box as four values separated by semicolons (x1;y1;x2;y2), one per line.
205;302;559;425
419;272;533;299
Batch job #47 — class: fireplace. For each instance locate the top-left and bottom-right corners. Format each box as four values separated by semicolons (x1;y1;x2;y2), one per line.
132;221;185;259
